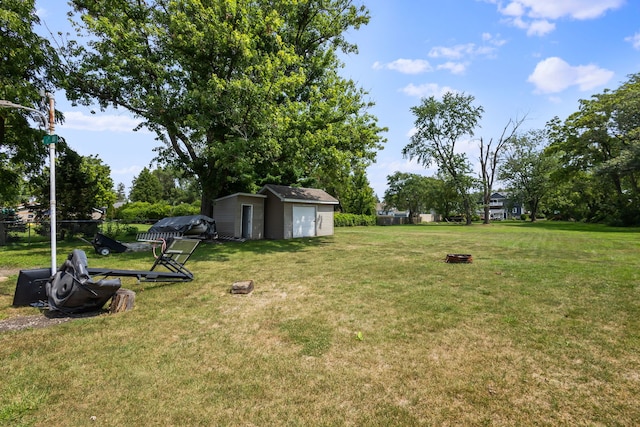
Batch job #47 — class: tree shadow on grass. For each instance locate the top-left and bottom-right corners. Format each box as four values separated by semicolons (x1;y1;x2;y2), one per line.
498;221;640;233
191;236;335;263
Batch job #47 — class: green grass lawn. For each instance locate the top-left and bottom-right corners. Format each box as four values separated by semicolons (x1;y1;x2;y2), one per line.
1;222;639;425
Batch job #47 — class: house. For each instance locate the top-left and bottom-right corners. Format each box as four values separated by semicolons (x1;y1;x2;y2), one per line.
212;185;339;240
484;192;524;220
212;193;267;240
375;203;439;224
259;184;339;239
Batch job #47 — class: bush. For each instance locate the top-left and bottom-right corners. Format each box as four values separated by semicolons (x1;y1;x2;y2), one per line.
334;213;376;227
116;202;200;222
115;202;151;222
171;203;200;217
520;214;529;221
101;221;140;240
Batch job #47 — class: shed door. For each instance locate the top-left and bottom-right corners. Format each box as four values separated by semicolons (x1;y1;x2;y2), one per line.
293;206;316;238
241;205;252;239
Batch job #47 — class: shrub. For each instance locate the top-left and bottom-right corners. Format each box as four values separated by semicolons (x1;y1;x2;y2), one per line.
171;203;200;217
115;202;151;222
101;221;140;240
334;213;376;227
116;202;173;222
145;203;172;222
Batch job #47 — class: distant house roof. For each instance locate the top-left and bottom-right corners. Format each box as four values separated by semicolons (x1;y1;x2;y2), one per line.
259;184;339;205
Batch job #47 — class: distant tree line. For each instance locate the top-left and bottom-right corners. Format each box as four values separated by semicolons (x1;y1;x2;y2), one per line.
386;72;640;226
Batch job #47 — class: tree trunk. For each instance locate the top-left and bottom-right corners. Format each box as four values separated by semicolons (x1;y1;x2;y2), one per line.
463;196;473;225
530;199;539;222
109;289;135;313
200;192;214;218
483;200;490;225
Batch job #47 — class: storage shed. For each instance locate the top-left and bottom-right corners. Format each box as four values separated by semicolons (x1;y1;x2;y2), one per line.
212;193;266;240
259;184;339;240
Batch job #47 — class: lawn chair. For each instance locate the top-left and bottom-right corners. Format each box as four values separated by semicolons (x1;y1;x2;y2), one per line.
147;237;200;280
87;237;201;282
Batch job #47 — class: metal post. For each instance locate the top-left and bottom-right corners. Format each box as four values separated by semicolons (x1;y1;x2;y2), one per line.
47;93;57;275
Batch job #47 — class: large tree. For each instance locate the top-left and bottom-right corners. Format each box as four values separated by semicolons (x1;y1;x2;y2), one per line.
499;130;557;222
548;73;640;225
0;0;60;204
330;165;376;215
129;167;163;203
383;172;441;223
403;92;482;225
61;0;385;216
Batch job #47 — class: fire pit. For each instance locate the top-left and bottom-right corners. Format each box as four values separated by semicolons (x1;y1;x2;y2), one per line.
445;254;473;263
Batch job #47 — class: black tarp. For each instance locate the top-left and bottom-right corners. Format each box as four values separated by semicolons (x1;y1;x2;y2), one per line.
148;215;217;239
46;249;121;313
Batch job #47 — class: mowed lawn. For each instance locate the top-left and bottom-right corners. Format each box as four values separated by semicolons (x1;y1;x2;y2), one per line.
1;222;639;425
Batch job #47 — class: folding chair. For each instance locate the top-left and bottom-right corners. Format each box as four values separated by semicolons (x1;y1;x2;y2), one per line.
147;238;201;281
86;238;201;283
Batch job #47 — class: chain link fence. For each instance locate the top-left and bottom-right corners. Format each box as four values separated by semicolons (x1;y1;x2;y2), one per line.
0;220;101;246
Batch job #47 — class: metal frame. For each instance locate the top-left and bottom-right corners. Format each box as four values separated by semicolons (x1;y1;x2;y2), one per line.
87;238;200;282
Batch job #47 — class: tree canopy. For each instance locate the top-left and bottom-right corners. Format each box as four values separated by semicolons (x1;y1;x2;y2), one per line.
548;72;640;225
35;143;116;220
0;0;60;205
403;92;482;225
61;0;385;215
383;172;433;223
499;130;558;222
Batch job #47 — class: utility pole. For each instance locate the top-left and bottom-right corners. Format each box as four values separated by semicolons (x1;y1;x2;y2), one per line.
0;94;58;275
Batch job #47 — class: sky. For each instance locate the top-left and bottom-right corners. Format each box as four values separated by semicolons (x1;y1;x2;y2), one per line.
33;0;640;198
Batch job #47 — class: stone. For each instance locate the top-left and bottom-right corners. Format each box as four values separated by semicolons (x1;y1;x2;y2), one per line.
230;280;254;294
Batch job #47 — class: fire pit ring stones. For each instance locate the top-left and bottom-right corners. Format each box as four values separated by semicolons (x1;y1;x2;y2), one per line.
445;254;473;263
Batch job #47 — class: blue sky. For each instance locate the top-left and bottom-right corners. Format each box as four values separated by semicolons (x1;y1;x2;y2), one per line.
35;0;640;198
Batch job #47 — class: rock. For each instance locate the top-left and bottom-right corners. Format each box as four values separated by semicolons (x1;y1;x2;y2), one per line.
230;280;254;294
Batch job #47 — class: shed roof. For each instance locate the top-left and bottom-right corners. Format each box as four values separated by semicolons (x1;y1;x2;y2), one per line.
214;192;267;203
259;184;339;205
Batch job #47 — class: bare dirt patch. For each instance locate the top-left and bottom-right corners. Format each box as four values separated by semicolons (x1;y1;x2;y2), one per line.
0;313;74;332
0;267;20;282
0;310;105;333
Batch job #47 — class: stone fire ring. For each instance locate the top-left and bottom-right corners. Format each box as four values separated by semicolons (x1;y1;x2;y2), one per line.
445;254;473;263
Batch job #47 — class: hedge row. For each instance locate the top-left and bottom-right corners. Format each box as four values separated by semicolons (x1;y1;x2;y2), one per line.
334;213;376;227
114;201;200;222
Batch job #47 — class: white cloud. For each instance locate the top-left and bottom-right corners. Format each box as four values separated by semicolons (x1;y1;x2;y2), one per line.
625;32;640;50
437;62;468;75
373;59;432;74
526;19;555;36
487;0;624;36
60;111;147;132
429;43;489;59
482;32;507;46
429;39;501;62
519;0;624;20
400;83;457;98
527;57;614;94
408;34;505;76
